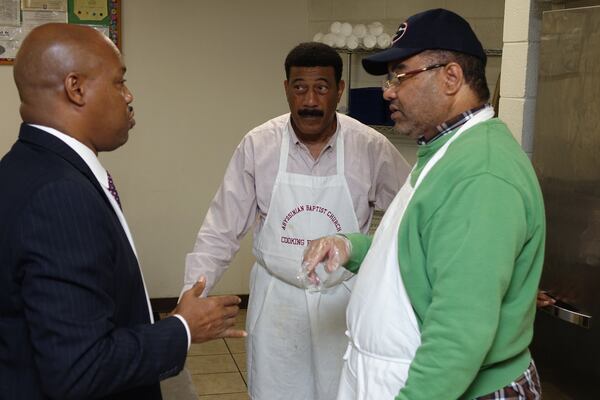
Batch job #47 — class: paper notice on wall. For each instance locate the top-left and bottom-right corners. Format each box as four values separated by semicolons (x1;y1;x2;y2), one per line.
72;0;107;22
22;0;67;11
22;9;67;26
0;40;16;58
0;0;21;26
0;26;27;58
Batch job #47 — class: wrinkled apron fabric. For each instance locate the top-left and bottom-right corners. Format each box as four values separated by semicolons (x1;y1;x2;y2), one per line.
247;122;360;400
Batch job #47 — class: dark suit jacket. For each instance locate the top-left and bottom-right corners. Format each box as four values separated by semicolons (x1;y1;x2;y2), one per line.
0;124;188;400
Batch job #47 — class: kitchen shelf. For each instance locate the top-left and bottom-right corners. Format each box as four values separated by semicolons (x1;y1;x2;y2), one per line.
339;48;502;149
336;48;503;56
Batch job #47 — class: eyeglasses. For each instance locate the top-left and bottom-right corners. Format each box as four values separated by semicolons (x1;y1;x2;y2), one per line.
382;63;448;91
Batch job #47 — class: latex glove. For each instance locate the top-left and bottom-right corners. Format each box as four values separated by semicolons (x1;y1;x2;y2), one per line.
299;235;352;290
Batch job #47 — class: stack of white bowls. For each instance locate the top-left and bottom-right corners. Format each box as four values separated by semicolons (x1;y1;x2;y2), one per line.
313;21;391;50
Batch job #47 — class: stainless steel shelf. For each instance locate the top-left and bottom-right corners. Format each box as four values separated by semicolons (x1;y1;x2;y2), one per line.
337;48;503;56
336;48;382;55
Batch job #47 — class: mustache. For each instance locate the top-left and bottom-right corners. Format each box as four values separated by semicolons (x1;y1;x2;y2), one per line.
298;109;324;117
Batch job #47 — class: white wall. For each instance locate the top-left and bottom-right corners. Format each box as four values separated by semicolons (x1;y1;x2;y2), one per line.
0;68;21;154
108;0;309;297
0;0;309;298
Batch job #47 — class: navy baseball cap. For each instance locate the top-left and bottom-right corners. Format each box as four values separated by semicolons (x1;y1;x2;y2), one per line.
362;8;486;75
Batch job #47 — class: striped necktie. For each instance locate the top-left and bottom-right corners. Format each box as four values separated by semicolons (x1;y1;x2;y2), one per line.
106;171;122;209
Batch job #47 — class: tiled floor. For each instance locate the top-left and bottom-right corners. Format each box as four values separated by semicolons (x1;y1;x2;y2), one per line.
162;309;249;400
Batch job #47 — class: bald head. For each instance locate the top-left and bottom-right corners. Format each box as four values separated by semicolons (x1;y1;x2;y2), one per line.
14;24;115;121
13;23;135;154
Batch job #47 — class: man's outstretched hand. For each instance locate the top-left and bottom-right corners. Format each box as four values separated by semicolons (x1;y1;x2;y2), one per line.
173;277;246;343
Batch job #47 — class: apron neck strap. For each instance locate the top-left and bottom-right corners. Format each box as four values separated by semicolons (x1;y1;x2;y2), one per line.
281;117;345;176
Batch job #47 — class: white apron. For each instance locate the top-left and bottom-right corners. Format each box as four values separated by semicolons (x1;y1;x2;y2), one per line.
338;108;495;399
247;121;360;400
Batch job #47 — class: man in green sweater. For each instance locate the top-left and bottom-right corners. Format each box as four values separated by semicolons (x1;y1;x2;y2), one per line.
302;8;545;400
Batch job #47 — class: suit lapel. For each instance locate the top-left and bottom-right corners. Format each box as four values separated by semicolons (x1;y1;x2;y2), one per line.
17;123;115;213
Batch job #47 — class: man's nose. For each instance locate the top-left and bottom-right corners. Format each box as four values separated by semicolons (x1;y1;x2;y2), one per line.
382;86;396;101
303;89;319;107
124;85;134;103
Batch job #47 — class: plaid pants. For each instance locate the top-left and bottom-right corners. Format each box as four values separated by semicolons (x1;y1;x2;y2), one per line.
476;361;541;400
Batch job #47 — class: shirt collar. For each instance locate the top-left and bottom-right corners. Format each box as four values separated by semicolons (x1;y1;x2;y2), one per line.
288;113;340;151
28;124;110;188
417;103;491;145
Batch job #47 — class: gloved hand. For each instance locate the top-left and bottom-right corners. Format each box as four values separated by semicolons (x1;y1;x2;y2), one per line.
298;235;352;290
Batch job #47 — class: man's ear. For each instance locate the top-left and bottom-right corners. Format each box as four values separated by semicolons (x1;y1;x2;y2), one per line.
64;72;85;106
336;79;345;102
442;63;464;95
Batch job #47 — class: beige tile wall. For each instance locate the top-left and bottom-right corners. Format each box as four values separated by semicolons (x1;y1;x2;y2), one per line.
499;0;540;153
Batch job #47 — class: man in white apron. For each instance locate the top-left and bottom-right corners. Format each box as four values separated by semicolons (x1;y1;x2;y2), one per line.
303;9;545;400
182;43;411;399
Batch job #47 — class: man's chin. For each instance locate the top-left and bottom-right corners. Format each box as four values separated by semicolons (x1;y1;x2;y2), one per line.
98;135;129;153
392;123;419;139
295;122;324;135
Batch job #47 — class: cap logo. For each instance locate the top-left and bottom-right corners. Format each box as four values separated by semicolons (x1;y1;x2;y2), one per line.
392;22;408;44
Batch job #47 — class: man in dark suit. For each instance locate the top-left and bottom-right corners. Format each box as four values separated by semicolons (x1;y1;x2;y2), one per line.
0;23;245;400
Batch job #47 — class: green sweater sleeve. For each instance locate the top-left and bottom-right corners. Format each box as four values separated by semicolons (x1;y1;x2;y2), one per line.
343;233;373;273
396;173;528;400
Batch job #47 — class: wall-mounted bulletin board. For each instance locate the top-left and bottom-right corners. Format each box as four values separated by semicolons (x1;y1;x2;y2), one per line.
0;0;121;65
